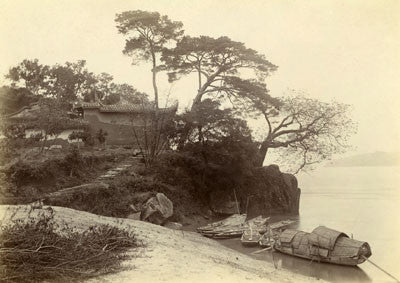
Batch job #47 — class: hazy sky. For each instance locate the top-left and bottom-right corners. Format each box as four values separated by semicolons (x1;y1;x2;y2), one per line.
1;0;399;154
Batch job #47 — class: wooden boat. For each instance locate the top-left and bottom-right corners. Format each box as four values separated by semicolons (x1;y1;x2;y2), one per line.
269;219;297;231
241;227;263;246
258;229;274;248
259;219;297;248
273;226;372;266
240;216;270;246
198;215;269;239
197;214;247;238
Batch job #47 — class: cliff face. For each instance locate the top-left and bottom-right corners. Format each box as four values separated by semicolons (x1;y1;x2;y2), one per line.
238;165;301;216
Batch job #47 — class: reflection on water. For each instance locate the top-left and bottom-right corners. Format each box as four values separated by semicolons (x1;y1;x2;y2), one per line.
216;167;400;282
267;252;372;282
281;220;372;282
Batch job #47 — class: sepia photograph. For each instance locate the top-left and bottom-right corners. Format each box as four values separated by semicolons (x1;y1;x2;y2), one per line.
0;0;399;282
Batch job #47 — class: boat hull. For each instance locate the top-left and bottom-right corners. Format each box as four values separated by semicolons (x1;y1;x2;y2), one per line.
273;226;371;266
274;245;368;266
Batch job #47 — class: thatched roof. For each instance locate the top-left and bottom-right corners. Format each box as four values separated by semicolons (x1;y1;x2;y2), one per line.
309;226;349;250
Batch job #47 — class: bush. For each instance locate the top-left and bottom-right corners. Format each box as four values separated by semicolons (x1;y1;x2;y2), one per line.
4;147;123;197
96;129;108;145
47;176;166;218
63;145;84;177
153;137;258;201
0;213;140;282
68;130;94;147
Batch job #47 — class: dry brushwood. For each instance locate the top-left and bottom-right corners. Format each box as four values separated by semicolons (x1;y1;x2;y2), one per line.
0;214;141;282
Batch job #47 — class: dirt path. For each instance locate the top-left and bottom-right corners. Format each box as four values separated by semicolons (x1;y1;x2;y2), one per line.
0;205;323;283
96;156;140;181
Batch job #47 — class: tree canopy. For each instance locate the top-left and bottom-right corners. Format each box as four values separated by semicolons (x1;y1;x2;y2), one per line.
6;59;50;96
161;35;278;110
115;10;184;108
4;59;148;109
254;94;356;171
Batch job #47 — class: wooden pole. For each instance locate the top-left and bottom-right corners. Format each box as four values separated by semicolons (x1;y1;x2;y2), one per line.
245;196;250;215
233;188;240;214
363;256;400;282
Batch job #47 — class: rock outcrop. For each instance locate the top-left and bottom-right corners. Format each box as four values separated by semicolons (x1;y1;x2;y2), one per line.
141;193;173;225
209;190;240;215
208;165;300;216
243;164;300;216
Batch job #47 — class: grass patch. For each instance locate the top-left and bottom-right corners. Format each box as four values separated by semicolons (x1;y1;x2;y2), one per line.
0;212;141;282
1;146;133;202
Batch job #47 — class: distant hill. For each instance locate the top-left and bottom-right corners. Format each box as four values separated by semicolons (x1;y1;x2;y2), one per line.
327;151;400;167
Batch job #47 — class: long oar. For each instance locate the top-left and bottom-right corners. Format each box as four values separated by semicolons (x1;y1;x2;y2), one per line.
252;246;272;254
362;256;400;282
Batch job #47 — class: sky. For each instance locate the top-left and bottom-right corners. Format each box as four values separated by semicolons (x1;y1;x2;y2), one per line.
1;0;399;155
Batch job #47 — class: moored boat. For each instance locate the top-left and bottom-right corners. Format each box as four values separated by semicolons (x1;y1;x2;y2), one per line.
273;226;372;266
259;219;296;248
269;219;297;231
197;214;247;238
240;216;269;246
198;214;269;239
241;228;263;246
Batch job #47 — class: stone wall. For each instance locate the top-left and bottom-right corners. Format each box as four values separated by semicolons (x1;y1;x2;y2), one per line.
83;112;144;145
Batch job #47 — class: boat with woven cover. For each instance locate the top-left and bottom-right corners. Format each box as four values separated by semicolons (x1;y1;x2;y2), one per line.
274;226;372;266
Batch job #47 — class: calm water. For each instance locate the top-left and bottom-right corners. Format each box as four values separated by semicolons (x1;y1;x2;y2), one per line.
218;166;400;282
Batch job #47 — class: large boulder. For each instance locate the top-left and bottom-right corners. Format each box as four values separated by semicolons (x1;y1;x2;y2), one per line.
141;193;173;225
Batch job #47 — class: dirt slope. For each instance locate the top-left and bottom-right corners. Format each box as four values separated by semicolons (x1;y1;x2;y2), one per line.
0;205;323;283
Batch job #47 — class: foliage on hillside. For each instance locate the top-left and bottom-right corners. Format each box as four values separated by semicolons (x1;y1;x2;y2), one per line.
0;147;132;202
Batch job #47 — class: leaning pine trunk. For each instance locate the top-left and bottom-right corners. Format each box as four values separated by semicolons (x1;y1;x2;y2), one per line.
255;142;269;167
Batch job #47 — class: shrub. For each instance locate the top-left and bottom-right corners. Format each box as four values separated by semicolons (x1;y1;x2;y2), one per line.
63;145;84;177
96;129;108;145
0;213;140;282
68;130;94;147
47;176;164;218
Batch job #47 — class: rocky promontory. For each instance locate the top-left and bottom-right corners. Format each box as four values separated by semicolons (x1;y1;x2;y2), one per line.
210;165;301;217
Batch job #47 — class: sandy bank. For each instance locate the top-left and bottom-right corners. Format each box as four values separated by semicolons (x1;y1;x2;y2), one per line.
0;205;323;283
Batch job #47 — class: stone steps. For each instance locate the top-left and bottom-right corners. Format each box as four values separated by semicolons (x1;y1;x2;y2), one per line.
97;159;137;180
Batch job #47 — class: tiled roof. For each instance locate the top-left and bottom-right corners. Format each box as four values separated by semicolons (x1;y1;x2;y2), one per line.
77;101;178;113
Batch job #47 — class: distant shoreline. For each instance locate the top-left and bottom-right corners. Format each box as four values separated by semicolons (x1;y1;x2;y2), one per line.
327;151;400;168
326;164;400;167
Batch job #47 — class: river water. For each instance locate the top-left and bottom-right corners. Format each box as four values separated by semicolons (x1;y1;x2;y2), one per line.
217;166;400;282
